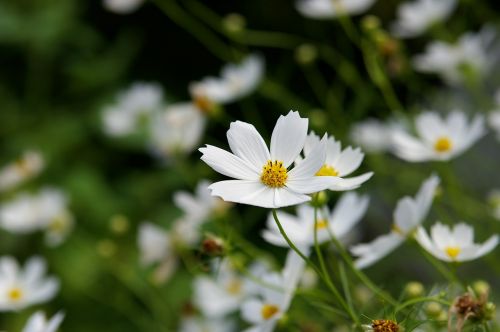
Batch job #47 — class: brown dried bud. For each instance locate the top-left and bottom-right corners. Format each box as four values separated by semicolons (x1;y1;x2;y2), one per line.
370;319;400;332
201;234;225;257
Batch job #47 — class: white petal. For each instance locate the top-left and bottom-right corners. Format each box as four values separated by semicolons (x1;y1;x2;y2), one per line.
472;235;499;260
209;180;280;208
241;298;264;324
333;146;364;176
351;233;404;269
227;121;270;170
414;174;440;222
273;188;312;208
328;172;373;191
415;227;449;261
288;135;326;179
330;193;369;238
200;145;259;180
286;177;339;194
393;197;417;234
270;111;308;167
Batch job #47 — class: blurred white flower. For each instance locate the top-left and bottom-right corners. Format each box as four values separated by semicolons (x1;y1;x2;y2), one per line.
415;222;498;262
351;175;439;269
296;0;375;19
22;311;64;332
301;132;373;190
0;188;73;244
103;0;144;14
0;150;44;193
173;179;231;225
0;257;59;311
193;260;249;318
391;0;456;39
413;27;496;84
488;110;500;141
102;82;163;137
149;102;206;158
178;316;235;332
349;119;394;154
189;55;264;108
137;223;178;284
241;250;306;332
262;192;369;248
391;111;485;162
200;111;345;208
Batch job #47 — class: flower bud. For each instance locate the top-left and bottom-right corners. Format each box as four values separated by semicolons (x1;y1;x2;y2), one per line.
223;13;246;34
295;44;318;65
425;302;442;318
201;234;226;257
110;214;129;235
472;280;490;297
404;281;424;298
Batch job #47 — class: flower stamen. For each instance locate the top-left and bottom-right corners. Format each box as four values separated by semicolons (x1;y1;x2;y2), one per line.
371;319;399;332
434;137;452;153
261;304;279;320
261;160;288;188
7;287;23;302
315;164;339;177
445;246;461;259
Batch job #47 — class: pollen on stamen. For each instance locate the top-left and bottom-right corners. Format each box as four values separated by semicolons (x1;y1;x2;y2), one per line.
445;246;461;259
7;287;23;302
434;137;453;153
315;219;328;230
371;319;400;332
261;304;279;320
315;164;339;177
261;160;288;188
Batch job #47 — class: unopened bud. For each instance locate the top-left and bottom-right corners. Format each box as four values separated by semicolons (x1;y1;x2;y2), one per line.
425;302;442;318
361;15;381;33
404;281;424;298
295;44;318;65
201;234;225;257
311;191;328;207
110;214;129;235
472;280;490;296
223;13;246;34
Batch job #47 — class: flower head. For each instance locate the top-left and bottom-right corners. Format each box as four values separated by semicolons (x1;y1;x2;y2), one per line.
296;0;376;19
189;55;264;108
415;222;498;262
301;131;373;190
262;192;369;248
200;111;344;208
349;119;395;154
351;175;439;269
0;150;44;193
22;311;64;332
391;0;456;38
391;111;485;162
103;0;144;14
0;256;59;311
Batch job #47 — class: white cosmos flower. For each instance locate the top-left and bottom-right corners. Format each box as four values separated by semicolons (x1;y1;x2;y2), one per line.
413;27;496;84
391;111;485;162
0;256;59;312
296;0;376;19
262;193;369;248
0;150;44;193
173;179;231;226
349;119;395;154
103;0;144;14
149;102;206;158
415;222;499;262
351;175;439;269
241;250;306;332
193;260;249;318
103;82;163;137
200;111;344;209
391;0;456;39
189;55;264;107
178;316;235;332
0;188;71;237
22;311;64;332
301;132;373;190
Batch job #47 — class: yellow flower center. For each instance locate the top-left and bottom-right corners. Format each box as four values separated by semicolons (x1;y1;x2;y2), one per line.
434;137;452;153
193;95;215;114
261;304;279;320
315;164;339;177
7;287;23;302
48;215;68;233
315;219;328;230
371;319;400;332
391;224;404;235
261;160;288;188
445;246;461;259
226;279;242;295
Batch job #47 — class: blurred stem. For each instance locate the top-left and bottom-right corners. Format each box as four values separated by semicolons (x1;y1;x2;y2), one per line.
25;48;51;111
395;297;451;314
153;0;233;61
325;226;397;306
258;78;313;111
272;209;361;327
302;64;328;107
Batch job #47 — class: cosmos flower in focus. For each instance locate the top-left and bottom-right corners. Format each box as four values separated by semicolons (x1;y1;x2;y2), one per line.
0;150;44;193
200;111;347;208
300;131;373;190
391;111;485;162
415;222;499;262
349;119;395;154
351;175;439;269
103;0;144;14
413;27;497;84
149;102;206;158
262;192;369;248
22;311;64;332
296;0;376;19
189;55;264;112
0;256;59;312
241;250;307;332
0;188;74;246
102;82;163;137
391;0;456;39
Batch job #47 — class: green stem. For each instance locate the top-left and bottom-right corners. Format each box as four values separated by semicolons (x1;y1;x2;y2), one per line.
395;297;451;313
272;209;360;327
